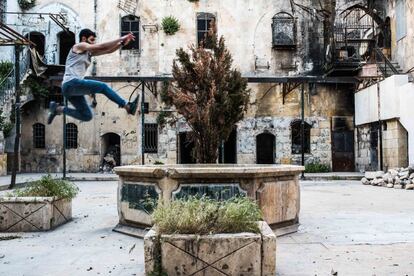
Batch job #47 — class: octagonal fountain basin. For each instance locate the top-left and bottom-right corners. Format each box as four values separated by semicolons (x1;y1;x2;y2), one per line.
114;164;304;236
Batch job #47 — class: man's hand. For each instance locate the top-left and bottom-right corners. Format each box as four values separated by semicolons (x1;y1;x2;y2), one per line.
122;32;136;46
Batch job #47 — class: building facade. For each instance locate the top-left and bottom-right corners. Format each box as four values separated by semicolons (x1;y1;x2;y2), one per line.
1;0;389;173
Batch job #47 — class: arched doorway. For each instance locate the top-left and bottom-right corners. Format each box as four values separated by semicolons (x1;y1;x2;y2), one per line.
256;133;275;164
101;133;121;171
57;31;75;65
179;132;196;164
25;32;45;57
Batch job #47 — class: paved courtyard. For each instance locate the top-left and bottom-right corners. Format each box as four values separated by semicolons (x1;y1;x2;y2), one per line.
1;180;414;276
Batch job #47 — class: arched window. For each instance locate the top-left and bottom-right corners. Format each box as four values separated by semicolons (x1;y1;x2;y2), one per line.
65;123;78;149
256;133;275;164
33;123;45;149
291;120;311;154
197;13;215;48
272;12;296;49
121;15;140;50
57;31;75;64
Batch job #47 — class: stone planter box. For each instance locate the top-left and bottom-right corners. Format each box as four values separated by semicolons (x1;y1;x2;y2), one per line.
115;164;303;233
0;197;72;232
144;221;276;276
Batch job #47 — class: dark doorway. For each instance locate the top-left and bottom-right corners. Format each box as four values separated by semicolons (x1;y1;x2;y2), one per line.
332;117;355;172
179;132;196;164
219;129;237;164
58;31;75;65
369;122;379;170
256;133;275;164
26;32;45;57
101;133;121;171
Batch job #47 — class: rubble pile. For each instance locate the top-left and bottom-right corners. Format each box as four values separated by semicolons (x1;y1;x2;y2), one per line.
361;166;414;190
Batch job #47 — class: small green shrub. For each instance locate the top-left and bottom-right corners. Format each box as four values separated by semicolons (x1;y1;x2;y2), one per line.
1;122;13;138
18;0;36;10
161;16;180;35
0;61;13;81
305;162;331;173
11;175;79;199
23;76;49;98
0;109;13;138
152;197;262;235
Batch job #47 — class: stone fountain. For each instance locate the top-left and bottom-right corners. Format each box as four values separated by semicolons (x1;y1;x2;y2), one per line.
114;164;304;236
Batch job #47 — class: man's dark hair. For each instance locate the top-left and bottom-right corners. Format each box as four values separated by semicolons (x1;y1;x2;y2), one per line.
79;29;96;41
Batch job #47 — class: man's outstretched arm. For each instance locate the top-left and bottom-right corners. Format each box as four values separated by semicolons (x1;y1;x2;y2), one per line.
74;33;135;56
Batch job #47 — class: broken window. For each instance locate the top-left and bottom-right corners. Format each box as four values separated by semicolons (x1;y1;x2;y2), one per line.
26;32;45;57
197;13;215;48
144;123;158;153
33;123;45;149
272;12;296;49
58;31;75;65
291;120;311;154
121;15;140;50
65;123;78;149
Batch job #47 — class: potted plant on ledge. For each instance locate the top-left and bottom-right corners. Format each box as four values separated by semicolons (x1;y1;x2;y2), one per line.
0;175;79;232
144;197;276;275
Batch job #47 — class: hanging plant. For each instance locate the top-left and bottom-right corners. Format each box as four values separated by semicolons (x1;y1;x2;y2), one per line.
161;16;180;35
18;0;36;11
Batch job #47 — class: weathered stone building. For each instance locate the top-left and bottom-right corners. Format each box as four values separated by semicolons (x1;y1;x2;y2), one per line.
2;0;399;173
354;0;414;172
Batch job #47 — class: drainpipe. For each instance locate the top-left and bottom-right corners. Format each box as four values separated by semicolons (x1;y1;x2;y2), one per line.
301;83;305;179
9;45;21;189
141;82;145;165
92;0;98;74
63;98;67;179
377;82;384;171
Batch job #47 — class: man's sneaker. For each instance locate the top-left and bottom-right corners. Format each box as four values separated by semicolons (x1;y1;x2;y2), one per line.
47;101;58;124
127;94;140;115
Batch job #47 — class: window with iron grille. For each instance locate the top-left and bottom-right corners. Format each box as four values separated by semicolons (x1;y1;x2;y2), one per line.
272;12;296;49
144;123;158;153
0;1;6;24
197;13;215;48
65;123;78;149
291;120;311;154
33;123;45;149
121;15;140;50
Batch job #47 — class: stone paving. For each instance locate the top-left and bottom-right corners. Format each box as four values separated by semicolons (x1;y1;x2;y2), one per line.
1;180;413;275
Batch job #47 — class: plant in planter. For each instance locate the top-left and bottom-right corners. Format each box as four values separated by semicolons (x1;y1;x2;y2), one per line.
145;197;276;275
163;22;250;163
161;16;180;35
0;175;79;232
18;0;36;10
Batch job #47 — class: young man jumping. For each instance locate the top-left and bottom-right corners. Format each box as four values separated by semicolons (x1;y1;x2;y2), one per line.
48;29;139;124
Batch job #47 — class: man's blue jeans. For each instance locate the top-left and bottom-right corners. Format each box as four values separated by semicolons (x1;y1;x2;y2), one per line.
62;78;127;121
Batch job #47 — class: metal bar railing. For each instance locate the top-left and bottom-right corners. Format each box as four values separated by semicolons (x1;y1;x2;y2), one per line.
373;47;400;77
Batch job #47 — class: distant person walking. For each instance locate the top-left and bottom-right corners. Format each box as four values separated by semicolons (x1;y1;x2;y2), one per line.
48;29;139;124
